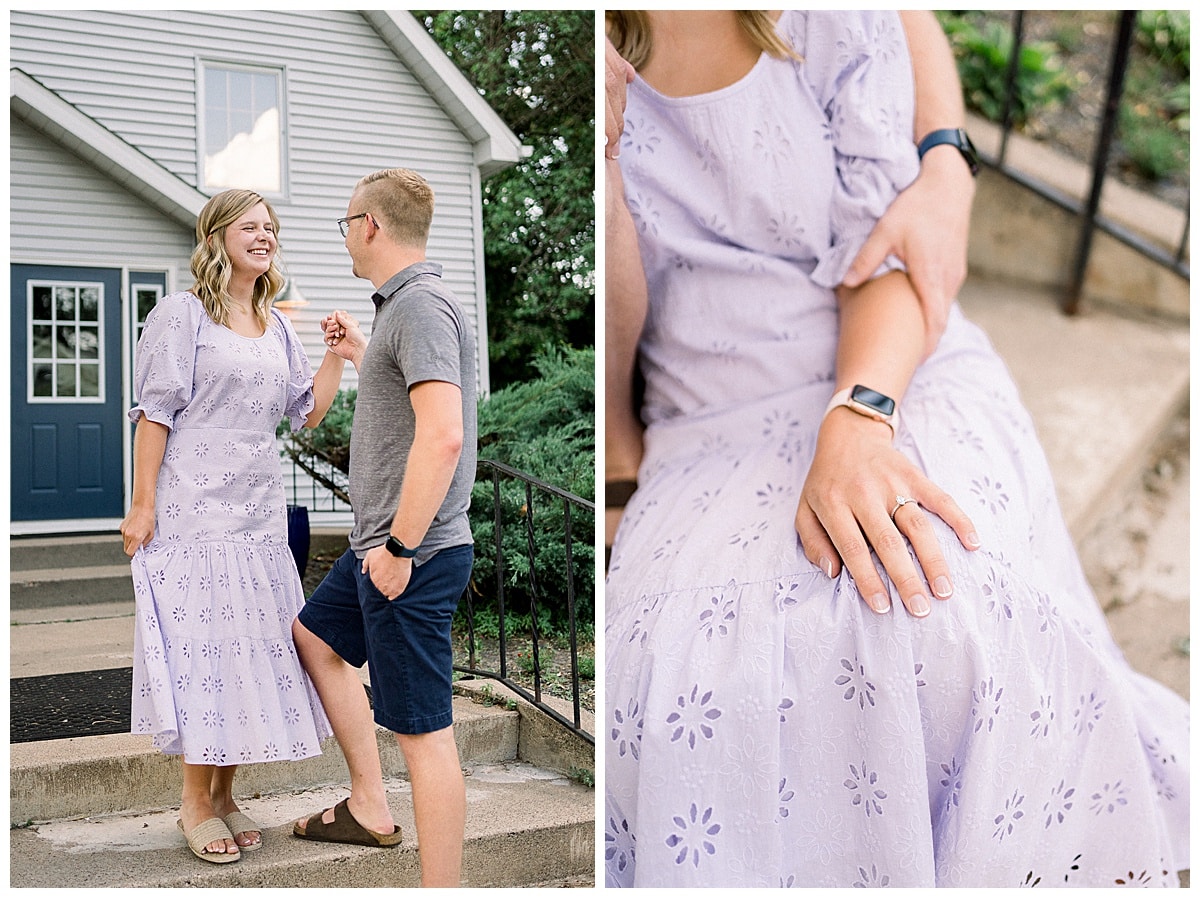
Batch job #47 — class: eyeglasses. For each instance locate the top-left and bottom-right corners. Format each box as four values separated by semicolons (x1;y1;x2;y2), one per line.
337;213;370;238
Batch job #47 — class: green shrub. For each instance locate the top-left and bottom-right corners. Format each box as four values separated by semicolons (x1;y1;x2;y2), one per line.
938;13;1072;127
469;344;595;637
1136;10;1189;75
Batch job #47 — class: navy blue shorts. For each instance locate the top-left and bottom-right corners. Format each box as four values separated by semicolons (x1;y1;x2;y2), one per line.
298;544;472;735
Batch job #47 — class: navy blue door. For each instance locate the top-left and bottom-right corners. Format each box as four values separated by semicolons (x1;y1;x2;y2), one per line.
11;264;124;521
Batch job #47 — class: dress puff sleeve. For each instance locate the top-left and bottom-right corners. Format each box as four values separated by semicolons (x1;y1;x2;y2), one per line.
793;11;922;289
128;292;204;429
273;308;316;433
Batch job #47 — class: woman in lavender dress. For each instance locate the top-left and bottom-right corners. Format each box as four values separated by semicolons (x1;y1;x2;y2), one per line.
604;11;1189;887
120;189;351;863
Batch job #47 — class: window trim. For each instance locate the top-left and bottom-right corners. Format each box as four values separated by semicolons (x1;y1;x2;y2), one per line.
27;279;107;405
195;57;290;200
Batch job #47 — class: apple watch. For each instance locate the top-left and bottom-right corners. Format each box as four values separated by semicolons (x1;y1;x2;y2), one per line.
385;535;419;559
824;385;898;436
917;127;979;176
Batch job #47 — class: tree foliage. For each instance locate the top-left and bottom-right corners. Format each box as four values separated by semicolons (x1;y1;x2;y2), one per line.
414;10;596;388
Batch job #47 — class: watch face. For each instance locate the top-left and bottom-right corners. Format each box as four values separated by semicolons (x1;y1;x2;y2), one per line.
851;385;895;417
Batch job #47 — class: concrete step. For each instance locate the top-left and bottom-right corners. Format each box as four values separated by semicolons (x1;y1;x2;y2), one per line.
956;278;1189;543
11;696;518;824
10;760;593;888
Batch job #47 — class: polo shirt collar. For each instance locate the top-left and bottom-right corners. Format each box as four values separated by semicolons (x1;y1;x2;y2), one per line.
370;261;444;310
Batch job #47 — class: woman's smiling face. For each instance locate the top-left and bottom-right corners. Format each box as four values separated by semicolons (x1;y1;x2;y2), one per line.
223;202;277;279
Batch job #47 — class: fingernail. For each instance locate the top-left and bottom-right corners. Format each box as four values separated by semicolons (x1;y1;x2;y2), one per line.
966;532;981;549
934;576;953;598
869;593;891;613
819;555;834;579
910;594;931;617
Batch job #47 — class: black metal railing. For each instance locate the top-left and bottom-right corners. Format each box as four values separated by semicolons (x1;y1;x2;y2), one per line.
281;442;596;745
456;458;595;745
983;10;1189;313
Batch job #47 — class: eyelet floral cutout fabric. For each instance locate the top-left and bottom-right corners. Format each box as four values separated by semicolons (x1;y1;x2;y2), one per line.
128;293;331;764
605;11;1188;888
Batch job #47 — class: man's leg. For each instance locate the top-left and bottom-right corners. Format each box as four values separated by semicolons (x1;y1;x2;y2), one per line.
395;726;465;887
292;616;396;835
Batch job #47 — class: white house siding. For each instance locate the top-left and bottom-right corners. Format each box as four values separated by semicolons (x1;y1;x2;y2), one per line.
11;9;492;392
10;116;195;270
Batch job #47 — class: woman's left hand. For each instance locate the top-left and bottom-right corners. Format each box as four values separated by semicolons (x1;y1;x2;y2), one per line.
323;310;367;368
795;408;980;617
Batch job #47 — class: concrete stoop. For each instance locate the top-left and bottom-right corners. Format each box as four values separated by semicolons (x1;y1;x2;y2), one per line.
10;695;596;888
10;764;593;888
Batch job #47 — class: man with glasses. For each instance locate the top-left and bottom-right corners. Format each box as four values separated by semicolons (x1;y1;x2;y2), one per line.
292;168;477;887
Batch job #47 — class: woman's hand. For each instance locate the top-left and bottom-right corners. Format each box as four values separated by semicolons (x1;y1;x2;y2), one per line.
795;408;980;617
119;504;156;557
323;310;367;369
605;35;636;159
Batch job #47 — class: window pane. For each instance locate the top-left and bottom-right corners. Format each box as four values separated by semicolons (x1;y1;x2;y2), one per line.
78;326;100;359
79;363;101;398
32;285;53;320
55;286;76;319
32;364;53;397
55;325;76;359
56;363;76;397
32;325;52;360
203;63;282;193
253;73;276;118
136;289;160;322
79;287;99;321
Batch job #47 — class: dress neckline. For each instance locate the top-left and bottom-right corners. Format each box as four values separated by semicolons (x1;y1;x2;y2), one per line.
630;10;795;105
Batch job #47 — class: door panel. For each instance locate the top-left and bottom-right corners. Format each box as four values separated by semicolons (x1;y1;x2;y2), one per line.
11;264;124;520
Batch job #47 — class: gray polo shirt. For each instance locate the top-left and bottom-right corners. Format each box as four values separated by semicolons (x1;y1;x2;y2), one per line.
348;261;477;562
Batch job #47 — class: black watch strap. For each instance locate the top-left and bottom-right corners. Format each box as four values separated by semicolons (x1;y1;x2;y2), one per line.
385;535;419;558
917;127;979;176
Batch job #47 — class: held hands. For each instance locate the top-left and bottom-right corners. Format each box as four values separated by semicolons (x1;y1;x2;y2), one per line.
119;505;156;557
322;310;366;368
604;35;636;159
362;545;412;601
795;408;981;618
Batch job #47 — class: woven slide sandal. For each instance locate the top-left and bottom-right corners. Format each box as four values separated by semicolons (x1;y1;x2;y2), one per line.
222;810;262;852
178;817;241;864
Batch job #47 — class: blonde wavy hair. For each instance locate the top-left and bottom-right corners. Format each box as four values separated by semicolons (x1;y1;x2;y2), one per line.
354;168;435;248
190;189;284;328
606;10;801;72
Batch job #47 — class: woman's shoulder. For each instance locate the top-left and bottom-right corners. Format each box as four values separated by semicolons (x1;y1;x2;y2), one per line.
145;290;206;326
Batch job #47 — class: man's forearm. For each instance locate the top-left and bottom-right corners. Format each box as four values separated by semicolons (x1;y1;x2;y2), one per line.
900;11;964;142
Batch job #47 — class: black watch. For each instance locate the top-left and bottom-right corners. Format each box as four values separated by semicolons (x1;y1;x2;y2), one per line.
917;127;979;176
385;535;419;559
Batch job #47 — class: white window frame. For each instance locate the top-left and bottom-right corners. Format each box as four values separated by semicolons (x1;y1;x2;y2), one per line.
129;281;164;404
196;58;289;199
27;280;107;405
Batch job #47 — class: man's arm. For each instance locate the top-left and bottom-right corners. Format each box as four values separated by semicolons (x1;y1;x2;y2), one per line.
843;11;975;358
360;379;464;598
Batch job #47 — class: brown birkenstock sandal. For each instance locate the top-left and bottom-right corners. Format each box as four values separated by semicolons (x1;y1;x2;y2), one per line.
292;798;402;848
178;817;241;864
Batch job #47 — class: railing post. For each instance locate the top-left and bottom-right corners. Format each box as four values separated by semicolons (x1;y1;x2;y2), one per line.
524;480;542;703
998;10;1025;166
1063;10;1136;315
563;497;582;729
493;467;507;679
